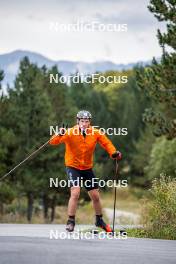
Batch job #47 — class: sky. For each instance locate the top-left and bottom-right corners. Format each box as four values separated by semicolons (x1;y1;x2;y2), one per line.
0;0;166;64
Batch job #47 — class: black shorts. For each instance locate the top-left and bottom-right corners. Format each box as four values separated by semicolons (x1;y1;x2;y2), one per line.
65;166;99;191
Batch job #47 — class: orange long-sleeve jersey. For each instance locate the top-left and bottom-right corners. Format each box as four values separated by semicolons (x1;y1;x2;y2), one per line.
49;125;117;170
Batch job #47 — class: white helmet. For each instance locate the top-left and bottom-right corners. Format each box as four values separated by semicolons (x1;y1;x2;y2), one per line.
76;110;92;120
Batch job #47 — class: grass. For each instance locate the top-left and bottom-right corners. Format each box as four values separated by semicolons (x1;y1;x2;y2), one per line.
122;228;148;238
100;187;143;214
0;187;144;224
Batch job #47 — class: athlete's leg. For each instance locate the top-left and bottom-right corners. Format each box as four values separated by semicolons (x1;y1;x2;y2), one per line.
67;186;80;216
88;188;112;233
66;186;80;232
88;188;102;215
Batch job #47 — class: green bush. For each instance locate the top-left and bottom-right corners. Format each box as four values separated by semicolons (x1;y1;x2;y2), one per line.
142;175;176;239
145;137;176;181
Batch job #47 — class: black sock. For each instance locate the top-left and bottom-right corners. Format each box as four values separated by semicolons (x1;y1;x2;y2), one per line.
96;214;103;220
68;215;75;220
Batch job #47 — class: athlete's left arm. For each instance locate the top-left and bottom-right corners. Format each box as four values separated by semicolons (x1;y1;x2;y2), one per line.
97;133;117;157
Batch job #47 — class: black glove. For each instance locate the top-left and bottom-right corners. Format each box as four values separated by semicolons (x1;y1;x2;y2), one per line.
111;151;122;160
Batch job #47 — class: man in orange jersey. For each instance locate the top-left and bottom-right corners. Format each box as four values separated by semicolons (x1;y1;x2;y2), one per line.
49;110;122;232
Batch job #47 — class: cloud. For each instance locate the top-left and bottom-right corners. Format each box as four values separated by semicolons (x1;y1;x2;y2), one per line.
0;0;164;63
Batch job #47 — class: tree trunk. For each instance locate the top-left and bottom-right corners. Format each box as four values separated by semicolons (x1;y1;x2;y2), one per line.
50;195;56;223
43;193;49;222
27;192;34;222
0;202;4;216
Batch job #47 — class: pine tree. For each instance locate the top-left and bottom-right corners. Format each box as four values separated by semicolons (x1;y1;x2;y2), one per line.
0;70;16;216
136;0;176;139
8;57;56;221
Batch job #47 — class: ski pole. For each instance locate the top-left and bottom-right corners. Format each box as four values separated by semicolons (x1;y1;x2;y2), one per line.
0;123;68;182
0;139;50;182
112;159;119;235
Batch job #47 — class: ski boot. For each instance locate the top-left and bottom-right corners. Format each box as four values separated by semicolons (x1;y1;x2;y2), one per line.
66;217;75;232
95;215;113;233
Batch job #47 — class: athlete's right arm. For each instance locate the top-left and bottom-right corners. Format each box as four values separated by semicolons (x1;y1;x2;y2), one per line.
49;133;67;145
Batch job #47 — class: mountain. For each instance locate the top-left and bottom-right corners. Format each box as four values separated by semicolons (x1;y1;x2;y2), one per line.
0;50;150;88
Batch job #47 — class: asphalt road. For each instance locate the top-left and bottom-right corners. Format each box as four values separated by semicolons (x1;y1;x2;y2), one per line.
0;224;176;264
